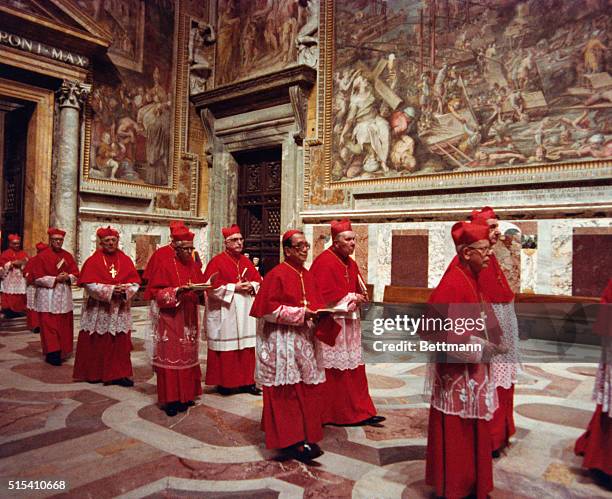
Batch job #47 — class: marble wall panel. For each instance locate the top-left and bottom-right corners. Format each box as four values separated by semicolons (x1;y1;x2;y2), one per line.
572;230;612;297
391;231;428;287
132;234;161;270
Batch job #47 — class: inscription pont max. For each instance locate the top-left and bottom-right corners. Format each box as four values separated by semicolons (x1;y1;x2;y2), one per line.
0;31;89;68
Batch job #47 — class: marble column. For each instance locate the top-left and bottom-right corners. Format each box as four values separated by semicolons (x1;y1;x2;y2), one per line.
53;80;90;255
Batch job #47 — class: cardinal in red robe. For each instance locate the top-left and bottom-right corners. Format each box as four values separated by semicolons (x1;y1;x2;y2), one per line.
470;206;520;455
145;227;205;416
203;224;262;395
424;221;506;499
73;226;141;386
250;229;326;464
0;234;29;317
29;228;79;366
575;278;612;479
310;219;384;426
24;242;48;332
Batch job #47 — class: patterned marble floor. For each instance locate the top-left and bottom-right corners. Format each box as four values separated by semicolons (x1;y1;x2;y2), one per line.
0;306;610;498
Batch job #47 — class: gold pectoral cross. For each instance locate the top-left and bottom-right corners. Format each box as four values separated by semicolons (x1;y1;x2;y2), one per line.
109;264;118;279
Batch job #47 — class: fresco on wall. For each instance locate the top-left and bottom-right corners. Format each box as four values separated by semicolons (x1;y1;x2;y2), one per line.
215;0;306;86
87;0;176;187
331;0;611;182
76;0;145;71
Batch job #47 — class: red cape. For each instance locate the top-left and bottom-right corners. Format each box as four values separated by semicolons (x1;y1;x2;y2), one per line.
310;248;364;304
78;249;141;285
250;261;339;345
0;249;28;266
29;248;79;280
478;254;514;303
146;252;205;290
143;244;175;299
203;251;262;287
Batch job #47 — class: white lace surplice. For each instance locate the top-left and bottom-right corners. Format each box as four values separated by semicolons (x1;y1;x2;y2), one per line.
79;283;139;335
34;275;77;313
1;265;27;294
594;337;611;416
255;305;325;387
318;292;364;370
491;302;522;389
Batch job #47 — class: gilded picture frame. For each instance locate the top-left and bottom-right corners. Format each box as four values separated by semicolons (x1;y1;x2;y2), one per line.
81;0;189;198
317;0;612;192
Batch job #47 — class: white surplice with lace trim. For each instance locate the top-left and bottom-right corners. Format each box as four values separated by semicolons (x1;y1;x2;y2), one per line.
594;336;611;417
490;302;522;389
1;263;27;294
255;305;325;387
79;283;140;335
34;275;77;313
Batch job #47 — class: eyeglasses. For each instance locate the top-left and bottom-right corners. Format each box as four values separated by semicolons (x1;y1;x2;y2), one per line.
226;237;244;243
468;246;490;256
176;246;195;251
291;242;311;250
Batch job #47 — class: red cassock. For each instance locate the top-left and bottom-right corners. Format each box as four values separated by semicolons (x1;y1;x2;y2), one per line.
250;261;327;449
147;253;204;404
202;252;262;388
575;278;612;475
28;248;79;357
479;254;518;452
309;248;376;425
425;259;502;499
73;249;141;383
0;248;28;313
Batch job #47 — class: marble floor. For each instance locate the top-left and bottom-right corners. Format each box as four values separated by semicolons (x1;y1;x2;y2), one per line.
0;306;610;498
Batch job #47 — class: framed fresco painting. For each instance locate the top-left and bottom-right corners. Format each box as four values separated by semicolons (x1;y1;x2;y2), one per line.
81;0;188;197
316;0;612;192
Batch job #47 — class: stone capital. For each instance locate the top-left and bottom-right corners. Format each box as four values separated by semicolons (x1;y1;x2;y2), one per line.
57;80;91;109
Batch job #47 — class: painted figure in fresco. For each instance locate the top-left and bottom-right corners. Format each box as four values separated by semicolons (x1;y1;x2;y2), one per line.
331;0;611;181
216;0;241;85
339;73;390;174
137;67;171;185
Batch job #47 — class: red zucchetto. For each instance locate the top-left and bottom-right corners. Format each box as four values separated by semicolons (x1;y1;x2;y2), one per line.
222;224;241;239
470;206;498;224
35;242;48;252
96;226;119;238
331;219;353;238
451;221;490;248
8;234;20;241
282;229;301;243
47;227;66;237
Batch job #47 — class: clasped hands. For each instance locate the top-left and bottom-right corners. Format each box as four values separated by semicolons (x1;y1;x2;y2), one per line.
54;272;71;285
235;281;255;295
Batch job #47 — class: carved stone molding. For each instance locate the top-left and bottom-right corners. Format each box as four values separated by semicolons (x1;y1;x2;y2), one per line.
199;108;215;167
289;85;308;145
57;80;91;109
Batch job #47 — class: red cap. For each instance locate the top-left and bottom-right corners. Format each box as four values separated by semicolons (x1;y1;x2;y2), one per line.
96;226;119;238
47;227;66;237
282;229;301;243
8;234;20;242
470;206;498;224
331;219;353;238
35;242;48;252
170;221;188;237
451;221;490;247
173;229;195;242
222;224;241;239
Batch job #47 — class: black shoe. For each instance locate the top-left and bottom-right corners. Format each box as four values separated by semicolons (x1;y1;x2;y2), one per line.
305;443;324;460
242;384;262;396
45;351;62;366
186;400;195;407
32;327;40;334
217;386;233;396
369;415;386;423
87;380;102;384
164;403;178;417
117;378;134;387
285;443;318;464
177;402;188;412
492;449;501;458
